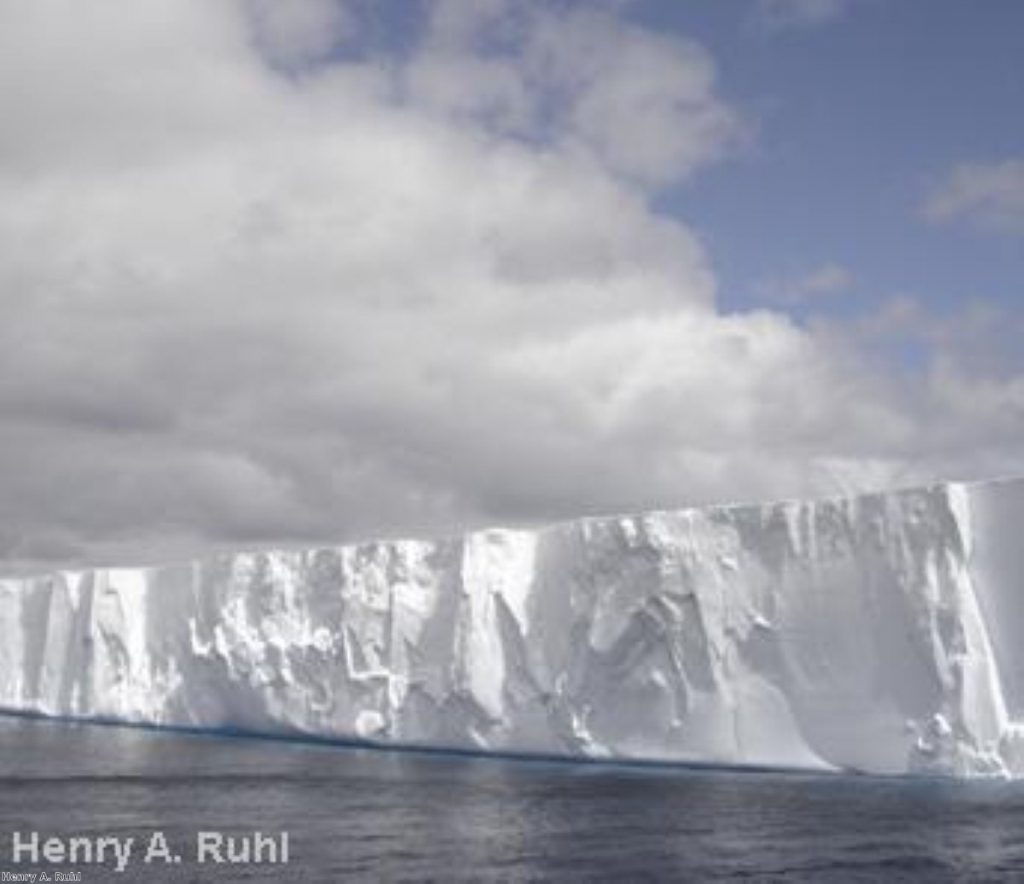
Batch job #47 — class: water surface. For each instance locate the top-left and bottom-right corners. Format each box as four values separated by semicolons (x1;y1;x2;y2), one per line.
0;717;1022;881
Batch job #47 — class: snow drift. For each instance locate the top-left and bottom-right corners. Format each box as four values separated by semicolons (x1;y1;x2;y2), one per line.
2;478;1023;777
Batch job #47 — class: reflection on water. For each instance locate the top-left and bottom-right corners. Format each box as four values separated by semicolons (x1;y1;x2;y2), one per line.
1;717;1023;881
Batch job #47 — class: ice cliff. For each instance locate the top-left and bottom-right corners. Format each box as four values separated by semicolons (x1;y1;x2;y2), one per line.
2;478;1023;777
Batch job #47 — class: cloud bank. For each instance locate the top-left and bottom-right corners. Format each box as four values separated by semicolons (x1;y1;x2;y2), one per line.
0;0;1020;570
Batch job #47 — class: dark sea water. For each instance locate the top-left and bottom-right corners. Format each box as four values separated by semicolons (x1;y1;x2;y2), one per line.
1;718;1024;882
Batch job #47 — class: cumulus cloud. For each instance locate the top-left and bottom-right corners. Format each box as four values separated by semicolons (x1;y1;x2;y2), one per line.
923;159;1024;233
245;0;354;70
404;0;742;185
809;295;1024;481
0;0;1020;571
821;295;1024;378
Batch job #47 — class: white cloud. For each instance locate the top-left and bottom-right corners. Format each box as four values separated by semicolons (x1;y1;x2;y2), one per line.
405;1;742;185
923;159;1024;233
757;262;853;304
820;295;1024;378
0;0;1019;571
808;295;1024;479
245;0;353;70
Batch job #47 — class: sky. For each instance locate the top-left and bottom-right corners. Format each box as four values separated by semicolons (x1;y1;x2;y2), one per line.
0;0;1022;570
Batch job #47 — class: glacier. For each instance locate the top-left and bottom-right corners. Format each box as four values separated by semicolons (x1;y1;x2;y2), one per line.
2;477;1023;778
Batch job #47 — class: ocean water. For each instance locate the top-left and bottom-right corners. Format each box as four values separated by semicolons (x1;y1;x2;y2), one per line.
1;718;1023;881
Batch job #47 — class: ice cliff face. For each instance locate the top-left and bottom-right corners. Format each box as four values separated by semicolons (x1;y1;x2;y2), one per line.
2;478;1023;778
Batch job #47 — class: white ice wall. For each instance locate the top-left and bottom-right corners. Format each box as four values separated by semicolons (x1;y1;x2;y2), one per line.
1;478;1022;777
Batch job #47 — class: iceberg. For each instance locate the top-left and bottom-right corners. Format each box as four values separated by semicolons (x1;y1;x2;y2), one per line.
2;477;1023;777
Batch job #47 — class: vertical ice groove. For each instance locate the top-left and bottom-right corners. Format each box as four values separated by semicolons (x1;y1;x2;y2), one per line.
2;477;1024;776
947;483;1013;769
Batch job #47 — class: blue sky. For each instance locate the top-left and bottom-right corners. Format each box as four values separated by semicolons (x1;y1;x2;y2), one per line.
635;0;1024;325
1;0;1022;567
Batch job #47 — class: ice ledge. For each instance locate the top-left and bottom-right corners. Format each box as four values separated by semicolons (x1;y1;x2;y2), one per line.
1;477;1022;777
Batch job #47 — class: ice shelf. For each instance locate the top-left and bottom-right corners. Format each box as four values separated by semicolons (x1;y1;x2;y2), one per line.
2;478;1023;777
